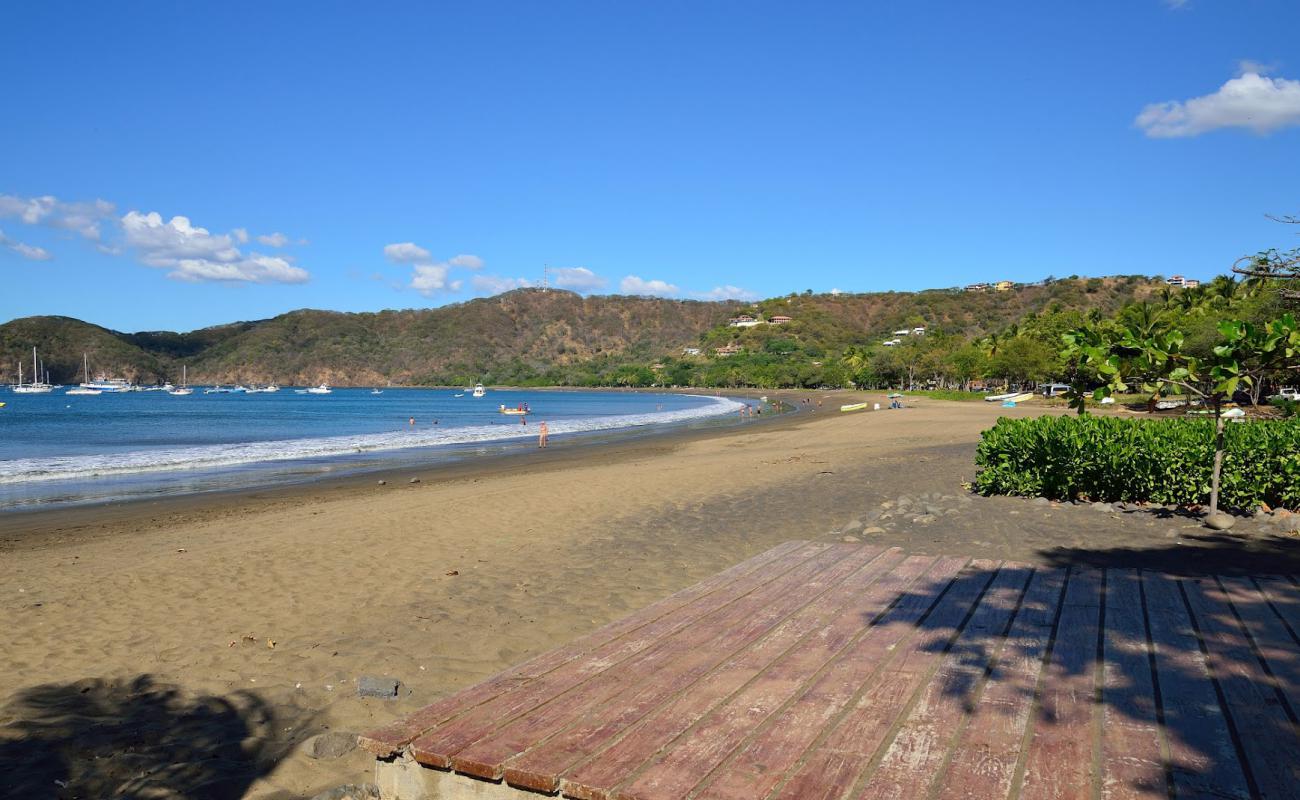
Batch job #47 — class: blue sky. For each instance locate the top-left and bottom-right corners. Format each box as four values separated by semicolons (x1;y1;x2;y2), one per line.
2;1;1298;331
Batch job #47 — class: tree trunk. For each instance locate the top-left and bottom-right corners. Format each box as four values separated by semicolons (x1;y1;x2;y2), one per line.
1209;395;1226;514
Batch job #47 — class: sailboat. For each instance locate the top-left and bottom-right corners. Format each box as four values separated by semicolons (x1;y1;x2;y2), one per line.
170;365;193;395
66;354;102;395
12;348;54;393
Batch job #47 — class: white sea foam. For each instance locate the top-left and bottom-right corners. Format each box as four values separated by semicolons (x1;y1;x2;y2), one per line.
0;395;745;485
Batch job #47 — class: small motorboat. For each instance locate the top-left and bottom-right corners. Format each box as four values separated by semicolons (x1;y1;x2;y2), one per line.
453;393;465;398
472;383;486;398
500;404;530;415
371;388;383;395
306;384;332;395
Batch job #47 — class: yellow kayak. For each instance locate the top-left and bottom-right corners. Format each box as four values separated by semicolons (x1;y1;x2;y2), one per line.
839;402;869;412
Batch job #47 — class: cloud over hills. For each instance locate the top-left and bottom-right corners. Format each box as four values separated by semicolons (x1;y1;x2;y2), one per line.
1137;64;1300;137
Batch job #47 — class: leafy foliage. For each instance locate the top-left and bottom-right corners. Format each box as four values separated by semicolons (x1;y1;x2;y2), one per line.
975;415;1300;512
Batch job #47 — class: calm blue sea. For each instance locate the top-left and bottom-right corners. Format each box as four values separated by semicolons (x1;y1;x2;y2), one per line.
0;388;744;510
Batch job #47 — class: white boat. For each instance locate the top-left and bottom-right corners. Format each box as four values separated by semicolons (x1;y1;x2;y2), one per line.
371;388;383;395
499;403;530;415
204;385;233;394
453;393;464;398
66;354;103;395
12;348;55;393
306;384;332;395
472;383;486;398
81;375;133;392
245;384;279;394
170;366;193;395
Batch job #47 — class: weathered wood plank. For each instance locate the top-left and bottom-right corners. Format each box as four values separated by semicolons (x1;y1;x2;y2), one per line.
1181;575;1300;798
449;545;893;781
560;555;965;800
1141;572;1250;800
930;567;1066;800
848;564;1034;800
1217;577;1300;726
410;542;855;769
499;548;909;793
1099;569;1166;800
1018;567;1102;800
768;560;1002;800
360;539;812;756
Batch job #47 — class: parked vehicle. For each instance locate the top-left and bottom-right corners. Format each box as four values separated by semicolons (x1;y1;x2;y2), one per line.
1041;383;1071;398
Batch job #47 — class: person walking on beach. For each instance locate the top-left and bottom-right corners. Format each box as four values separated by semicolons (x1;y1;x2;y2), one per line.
538;421;549;448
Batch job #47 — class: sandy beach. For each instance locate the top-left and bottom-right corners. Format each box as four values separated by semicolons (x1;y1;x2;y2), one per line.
3;394;1296;799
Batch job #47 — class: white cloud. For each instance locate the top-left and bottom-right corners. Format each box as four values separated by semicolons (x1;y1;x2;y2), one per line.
1238;59;1277;77
256;231;290;247
448;254;484;270
232;227;250;244
694;284;758;301
0;229;53;261
0;193;116;241
1136;69;1300;137
620;275;680;297
472;274;533;295
550;266;607;291
411;264;463;296
121;210;308;284
384;241;433;264
169;254;308;283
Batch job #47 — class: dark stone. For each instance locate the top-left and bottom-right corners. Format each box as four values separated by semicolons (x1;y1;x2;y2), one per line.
357;676;400;698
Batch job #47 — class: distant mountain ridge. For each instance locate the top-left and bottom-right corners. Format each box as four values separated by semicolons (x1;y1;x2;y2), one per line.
0;278;1161;386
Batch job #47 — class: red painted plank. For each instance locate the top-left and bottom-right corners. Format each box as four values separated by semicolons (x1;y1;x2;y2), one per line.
449;545;892;780
1181;576;1300;798
500;548;909;792
849;564;1034;800
768;560;1002;800
1141;572;1250;800
1099;569;1165;800
360;539;811;756
560;555;963;800
411;542;854;768
1018;567;1102;800
930;567;1066;800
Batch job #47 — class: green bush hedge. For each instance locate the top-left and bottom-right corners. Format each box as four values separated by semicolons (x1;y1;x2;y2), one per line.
974;415;1300;512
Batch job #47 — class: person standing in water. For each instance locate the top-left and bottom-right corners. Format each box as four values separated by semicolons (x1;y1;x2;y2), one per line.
538;421;549;448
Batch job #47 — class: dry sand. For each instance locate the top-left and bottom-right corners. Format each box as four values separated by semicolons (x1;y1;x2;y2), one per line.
3;394;1295;799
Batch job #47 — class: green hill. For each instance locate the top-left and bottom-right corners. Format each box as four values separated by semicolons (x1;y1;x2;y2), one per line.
0;277;1165;388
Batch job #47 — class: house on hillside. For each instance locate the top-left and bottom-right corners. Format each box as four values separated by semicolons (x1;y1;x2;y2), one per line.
728;315;763;328
1183;278;1200;289
769;315;793;325
911;326;926;335
994;280;1014;292
964;283;989;292
1166;275;1186;287
681;347;702;357
892;329;911;337
882;338;902;347
714;343;743;357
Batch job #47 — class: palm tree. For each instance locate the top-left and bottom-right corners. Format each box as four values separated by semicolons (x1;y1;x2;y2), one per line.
1120;302;1168;339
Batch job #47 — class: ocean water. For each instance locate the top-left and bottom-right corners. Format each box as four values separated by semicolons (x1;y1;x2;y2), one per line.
0;388;745;510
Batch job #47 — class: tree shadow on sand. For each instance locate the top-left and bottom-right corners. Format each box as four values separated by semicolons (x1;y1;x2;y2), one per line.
875;533;1300;799
0;674;314;800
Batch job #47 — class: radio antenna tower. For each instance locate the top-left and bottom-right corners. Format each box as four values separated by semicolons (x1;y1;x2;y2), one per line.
541;264;551;292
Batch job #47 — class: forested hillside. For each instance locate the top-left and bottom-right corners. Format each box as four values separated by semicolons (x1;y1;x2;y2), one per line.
0;277;1174;388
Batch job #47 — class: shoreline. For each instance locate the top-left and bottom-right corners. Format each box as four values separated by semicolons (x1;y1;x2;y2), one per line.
0;388;821;550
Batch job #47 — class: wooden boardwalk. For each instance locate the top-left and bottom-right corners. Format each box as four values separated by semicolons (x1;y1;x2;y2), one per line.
362;541;1300;799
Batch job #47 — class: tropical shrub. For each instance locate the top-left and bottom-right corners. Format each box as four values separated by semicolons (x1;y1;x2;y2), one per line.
974;415;1300;512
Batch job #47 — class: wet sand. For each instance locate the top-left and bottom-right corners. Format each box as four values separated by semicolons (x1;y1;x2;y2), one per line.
3;394;1296;798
